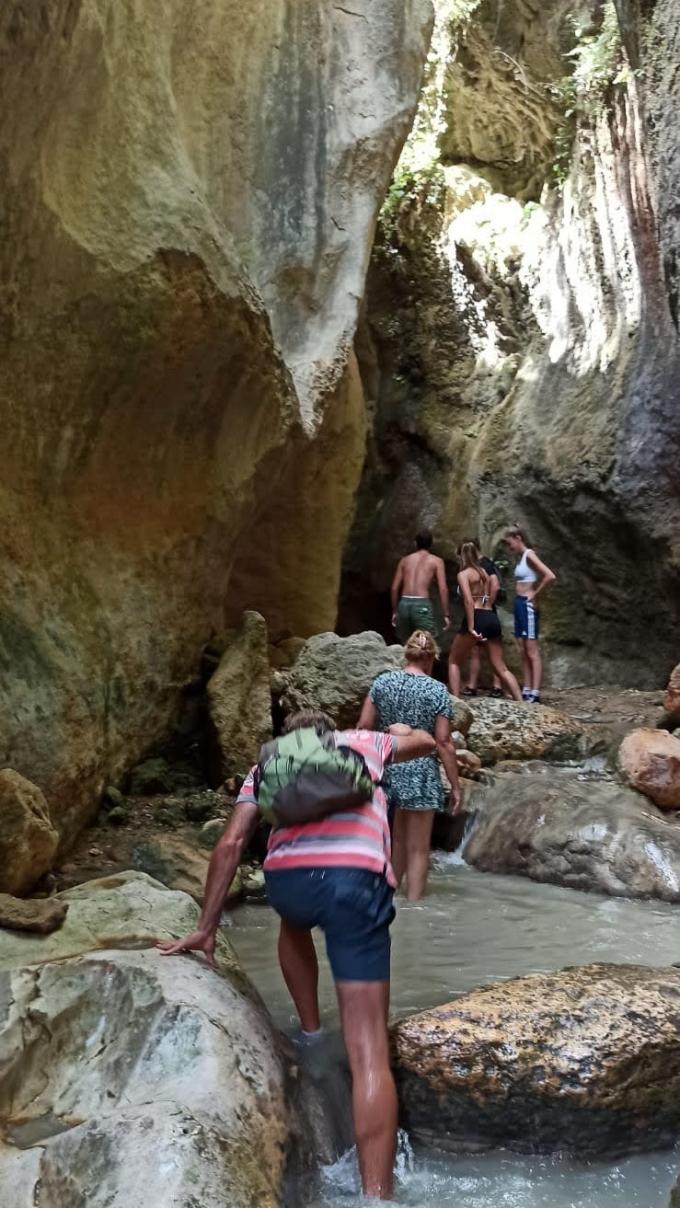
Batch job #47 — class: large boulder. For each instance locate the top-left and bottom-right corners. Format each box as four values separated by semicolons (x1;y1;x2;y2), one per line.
465;699;590;765
618;728;680;810
0;0;432;851
665;664;680;720
0;769;59;895
280;631;404;729
0;872;309;1205
392;963;680;1156
207;611;272;778
463;768;680;901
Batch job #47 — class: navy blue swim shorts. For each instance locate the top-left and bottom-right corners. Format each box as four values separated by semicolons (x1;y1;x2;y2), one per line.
264;866;395;982
514;596;539;640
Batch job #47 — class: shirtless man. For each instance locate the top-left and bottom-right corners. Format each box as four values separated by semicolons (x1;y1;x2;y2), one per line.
391;530;450;644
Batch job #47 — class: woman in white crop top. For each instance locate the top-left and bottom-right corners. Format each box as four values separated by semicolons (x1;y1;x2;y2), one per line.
504;526;556;703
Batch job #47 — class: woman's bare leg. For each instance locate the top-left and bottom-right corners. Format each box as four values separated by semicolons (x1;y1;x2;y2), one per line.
487;641;523;702
517;637;531;693
404;810;435;901
525;638;542;692
467;645;481;691
449;634;474;696
391;808;407;890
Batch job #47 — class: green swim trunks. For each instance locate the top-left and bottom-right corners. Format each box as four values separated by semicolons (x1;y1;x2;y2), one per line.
396;596;438;645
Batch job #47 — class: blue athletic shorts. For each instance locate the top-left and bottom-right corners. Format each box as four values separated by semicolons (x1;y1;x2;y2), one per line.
264;867;395;982
514;596;539;640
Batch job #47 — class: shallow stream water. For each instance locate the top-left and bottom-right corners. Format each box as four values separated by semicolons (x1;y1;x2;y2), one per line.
228;846;680;1206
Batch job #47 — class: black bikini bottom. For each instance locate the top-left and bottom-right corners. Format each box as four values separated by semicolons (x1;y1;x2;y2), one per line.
459;609;502;641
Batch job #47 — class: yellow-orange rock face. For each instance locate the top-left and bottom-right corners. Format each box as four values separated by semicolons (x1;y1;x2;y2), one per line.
0;0;432;847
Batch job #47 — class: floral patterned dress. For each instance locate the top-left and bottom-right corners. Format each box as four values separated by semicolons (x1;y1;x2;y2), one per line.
369;670;453;812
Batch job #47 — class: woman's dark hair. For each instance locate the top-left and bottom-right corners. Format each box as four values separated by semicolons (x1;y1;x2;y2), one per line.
283;710;336;736
415;530;433;550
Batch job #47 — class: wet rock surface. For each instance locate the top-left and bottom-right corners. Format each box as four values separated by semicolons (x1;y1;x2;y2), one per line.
618;728;680;810
463;765;680;901
280;631;404;728
0;872;309;1206
392;963;680;1157
466;699;592;765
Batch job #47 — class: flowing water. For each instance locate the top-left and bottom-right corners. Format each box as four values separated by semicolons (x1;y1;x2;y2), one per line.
228;845;680;1206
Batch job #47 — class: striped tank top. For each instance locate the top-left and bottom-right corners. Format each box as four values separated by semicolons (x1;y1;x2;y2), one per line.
236;730;397;886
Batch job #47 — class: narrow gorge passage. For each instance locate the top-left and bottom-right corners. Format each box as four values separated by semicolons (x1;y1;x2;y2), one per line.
341;0;680;687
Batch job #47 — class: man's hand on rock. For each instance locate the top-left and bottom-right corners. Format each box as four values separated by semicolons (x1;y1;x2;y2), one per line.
157;929;217;969
449;787;462;815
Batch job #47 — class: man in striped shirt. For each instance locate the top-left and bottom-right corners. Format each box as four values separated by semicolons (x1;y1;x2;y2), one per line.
159;708;436;1200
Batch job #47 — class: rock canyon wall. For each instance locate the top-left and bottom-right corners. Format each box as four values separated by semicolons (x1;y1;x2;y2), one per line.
0;0;432;843
342;0;680;686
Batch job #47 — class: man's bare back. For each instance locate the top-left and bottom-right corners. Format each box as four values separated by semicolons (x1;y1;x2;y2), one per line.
391;533;450;642
399;550;444;598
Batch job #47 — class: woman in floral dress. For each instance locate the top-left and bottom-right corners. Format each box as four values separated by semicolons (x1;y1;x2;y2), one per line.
357;631;462;900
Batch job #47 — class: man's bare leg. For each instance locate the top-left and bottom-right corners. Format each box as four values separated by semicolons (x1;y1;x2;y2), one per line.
335;979;397;1200
278;920;321;1033
404;810;435;901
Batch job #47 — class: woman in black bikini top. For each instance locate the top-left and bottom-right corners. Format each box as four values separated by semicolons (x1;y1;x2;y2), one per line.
448;542;523;701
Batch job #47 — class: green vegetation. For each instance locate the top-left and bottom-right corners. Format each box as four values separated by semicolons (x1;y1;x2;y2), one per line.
548;2;629;186
379;0;481;235
380;163;446;242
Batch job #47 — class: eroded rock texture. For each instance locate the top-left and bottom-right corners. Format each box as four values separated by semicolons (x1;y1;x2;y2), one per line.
465;697;590;764
280;630;405;728
0;0;432;845
393;963;680;1156
342;0;680;687
0;872;309;1206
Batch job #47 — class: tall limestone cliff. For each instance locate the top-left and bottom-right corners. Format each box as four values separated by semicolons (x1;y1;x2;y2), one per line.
0;0;432;845
342;0;680;686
